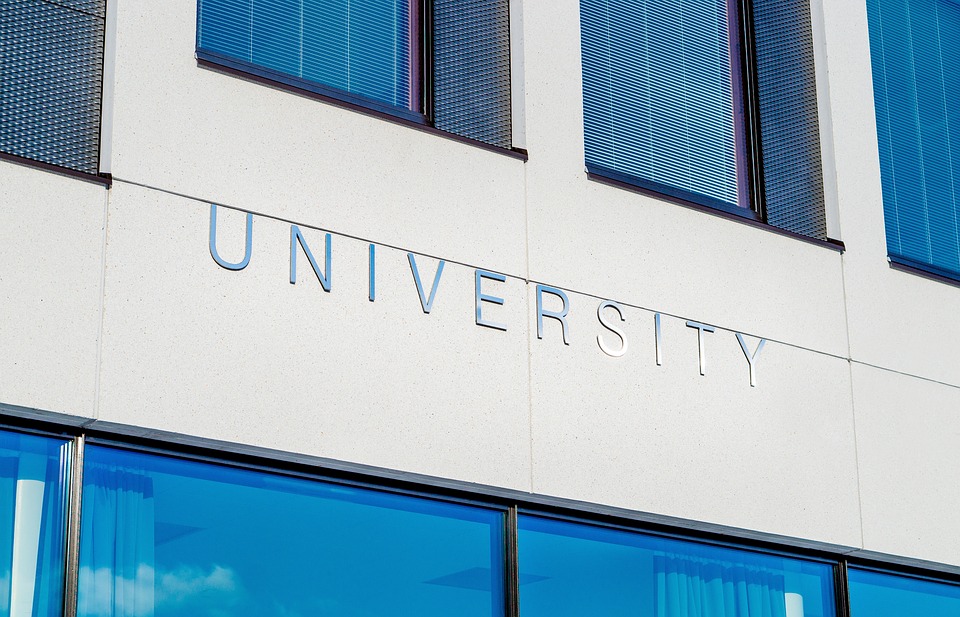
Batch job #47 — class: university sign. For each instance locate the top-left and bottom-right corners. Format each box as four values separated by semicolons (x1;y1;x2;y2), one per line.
209;205;767;387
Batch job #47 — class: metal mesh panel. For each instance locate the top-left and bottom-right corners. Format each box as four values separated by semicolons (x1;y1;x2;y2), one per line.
0;0;106;175
753;0;827;239
433;0;512;148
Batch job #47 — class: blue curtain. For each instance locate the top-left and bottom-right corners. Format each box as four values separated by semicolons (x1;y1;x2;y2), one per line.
655;553;788;617
198;0;416;110
580;0;745;211
867;0;960;277
77;463;156;617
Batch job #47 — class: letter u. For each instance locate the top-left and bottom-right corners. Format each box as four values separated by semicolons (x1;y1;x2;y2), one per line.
209;204;253;271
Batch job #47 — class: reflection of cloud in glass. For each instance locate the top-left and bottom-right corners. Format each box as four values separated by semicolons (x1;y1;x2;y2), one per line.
79;564;155;617
0;570;9;608
79;564;240;617
156;564;238;609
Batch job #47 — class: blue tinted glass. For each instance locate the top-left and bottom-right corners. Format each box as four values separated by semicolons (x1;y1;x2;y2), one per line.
0;429;71;617
849;568;960;616
867;0;960;277
198;0;415;110
580;0;745;210
77;446;504;617
519;516;835;617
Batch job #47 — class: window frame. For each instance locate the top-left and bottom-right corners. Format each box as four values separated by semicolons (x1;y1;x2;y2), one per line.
579;0;767;221
580;0;836;243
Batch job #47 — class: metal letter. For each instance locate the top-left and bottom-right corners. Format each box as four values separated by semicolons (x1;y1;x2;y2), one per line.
736;332;766;387
686;320;715;376
369;244;376;302
209;204;252;270
408;253;445;314
597;301;627;357
536;285;570;345
655;312;663;366
475;269;507;331
290;226;331;292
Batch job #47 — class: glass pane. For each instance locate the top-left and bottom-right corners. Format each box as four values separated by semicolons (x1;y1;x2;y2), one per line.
580;0;746;210
849;568;960;616
198;0;417;110
0;429;72;617
77;446;504;617
867;0;960;277
519;515;835;617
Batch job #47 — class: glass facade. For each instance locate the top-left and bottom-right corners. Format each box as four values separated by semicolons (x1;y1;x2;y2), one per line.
0;429;72;617
0;426;958;617
76;445;504;617
518;515;836;617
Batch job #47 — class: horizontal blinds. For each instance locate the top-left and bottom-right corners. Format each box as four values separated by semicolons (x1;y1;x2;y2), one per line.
0;0;106;175
198;0;416;111
580;0;743;211
433;0;512;148
868;0;960;275
753;0;827;239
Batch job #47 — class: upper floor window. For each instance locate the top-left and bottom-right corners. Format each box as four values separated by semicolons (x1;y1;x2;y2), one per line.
579;0;829;240
197;0;513;148
866;0;960;280
0;0;107;175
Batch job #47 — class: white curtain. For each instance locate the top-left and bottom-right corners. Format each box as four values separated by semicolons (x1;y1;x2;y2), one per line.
77;463;156;617
655;553;791;617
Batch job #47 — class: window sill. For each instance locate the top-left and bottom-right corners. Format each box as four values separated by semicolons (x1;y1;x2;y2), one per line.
586;169;844;253
0;151;111;187
196;51;528;162
889;255;960;288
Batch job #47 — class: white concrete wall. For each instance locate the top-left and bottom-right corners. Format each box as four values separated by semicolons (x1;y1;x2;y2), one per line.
1;0;959;569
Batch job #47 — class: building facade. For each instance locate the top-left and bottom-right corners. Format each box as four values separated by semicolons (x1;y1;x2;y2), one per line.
1;0;959;615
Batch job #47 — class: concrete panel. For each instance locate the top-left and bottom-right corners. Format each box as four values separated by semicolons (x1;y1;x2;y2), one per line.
106;0;528;277
518;0;850;359
853;362;960;567
96;181;532;490
820;0;960;386
529;286;862;546
0;162;106;417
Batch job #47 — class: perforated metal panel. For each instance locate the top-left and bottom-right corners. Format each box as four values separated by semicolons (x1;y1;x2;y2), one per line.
0;0;106;175
433;0;512;148
753;0;827;239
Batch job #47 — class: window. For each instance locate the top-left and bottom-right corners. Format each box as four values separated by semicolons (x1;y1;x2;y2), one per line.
579;0;828;239
76;445;506;617
849;568;960;616
0;0;107;175
0;429;72;617
866;0;960;280
518;515;837;617
196;0;513;148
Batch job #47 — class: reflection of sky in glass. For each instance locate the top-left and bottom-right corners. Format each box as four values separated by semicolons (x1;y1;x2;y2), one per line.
0;429;70;617
518;516;835;617
78;446;503;617
849;568;960;616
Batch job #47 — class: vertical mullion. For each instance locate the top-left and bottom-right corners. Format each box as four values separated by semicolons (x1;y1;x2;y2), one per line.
61;434;85;617
505;505;520;617
836;559;853;617
421;0;434;122
737;0;766;219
